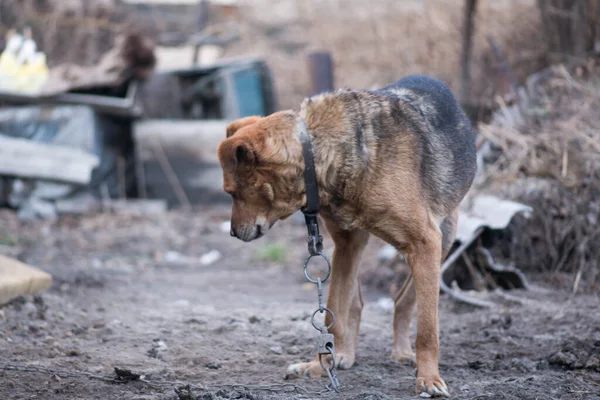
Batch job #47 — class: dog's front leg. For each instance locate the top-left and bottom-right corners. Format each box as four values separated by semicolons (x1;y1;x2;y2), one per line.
286;219;369;379
405;227;450;397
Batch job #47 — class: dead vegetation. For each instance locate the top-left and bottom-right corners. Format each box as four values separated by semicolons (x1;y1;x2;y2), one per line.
538;0;600;62
476;60;600;291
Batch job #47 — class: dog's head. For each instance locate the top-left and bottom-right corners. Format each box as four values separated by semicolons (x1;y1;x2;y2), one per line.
217;112;303;242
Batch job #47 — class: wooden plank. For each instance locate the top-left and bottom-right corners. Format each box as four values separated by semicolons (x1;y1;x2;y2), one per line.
0;254;52;305
0;135;99;184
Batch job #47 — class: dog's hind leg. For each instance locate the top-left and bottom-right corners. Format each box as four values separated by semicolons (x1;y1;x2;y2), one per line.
391;209;458;366
392;273;416;365
286;218;369;379
404;223;450;397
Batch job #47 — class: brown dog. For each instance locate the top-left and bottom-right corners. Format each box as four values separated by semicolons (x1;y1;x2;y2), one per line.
217;75;477;397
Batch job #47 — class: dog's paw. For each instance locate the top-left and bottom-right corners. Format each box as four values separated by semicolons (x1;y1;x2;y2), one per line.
284;354;355;380
285;361;326;379
391;350;416;367
335;353;355;370
416;375;450;398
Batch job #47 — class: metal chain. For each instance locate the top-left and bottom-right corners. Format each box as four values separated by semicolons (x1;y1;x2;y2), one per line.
303;251;341;393
0;362;330;397
0;362;123;383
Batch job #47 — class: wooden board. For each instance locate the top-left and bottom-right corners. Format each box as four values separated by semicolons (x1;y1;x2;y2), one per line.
0;135;99;184
0;254;52;305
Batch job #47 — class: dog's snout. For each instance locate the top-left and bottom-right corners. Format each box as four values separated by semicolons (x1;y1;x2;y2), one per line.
228;222;268;242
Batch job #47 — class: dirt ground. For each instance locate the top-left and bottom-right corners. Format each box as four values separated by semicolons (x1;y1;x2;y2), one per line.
1;205;599;400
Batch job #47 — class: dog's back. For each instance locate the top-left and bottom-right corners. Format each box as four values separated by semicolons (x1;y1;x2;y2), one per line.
376;75;477;217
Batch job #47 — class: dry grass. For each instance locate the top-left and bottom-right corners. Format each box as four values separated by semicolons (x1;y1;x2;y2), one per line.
479;62;600;187
475;60;600;290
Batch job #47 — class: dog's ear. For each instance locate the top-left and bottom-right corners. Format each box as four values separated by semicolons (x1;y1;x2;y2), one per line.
226;116;262;138
233;140;255;166
218;137;257;174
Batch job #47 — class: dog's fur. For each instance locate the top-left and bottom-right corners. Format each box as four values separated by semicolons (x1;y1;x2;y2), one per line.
217;75;477;397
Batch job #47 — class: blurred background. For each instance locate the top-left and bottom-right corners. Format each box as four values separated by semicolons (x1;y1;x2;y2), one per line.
0;1;599;399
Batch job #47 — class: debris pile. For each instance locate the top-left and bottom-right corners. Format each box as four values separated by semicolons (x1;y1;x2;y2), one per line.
43;31;156;96
476;61;600;291
0;1;277;220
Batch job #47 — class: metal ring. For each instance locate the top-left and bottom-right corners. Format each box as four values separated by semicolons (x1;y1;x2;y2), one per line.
311;307;335;331
318;346;336;372
319;352;331;371
325;344;336;372
303;253;332;283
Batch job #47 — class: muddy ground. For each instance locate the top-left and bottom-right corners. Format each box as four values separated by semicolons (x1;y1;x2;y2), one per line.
0;205;599;400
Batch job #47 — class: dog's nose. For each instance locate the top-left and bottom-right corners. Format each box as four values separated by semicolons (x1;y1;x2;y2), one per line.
230;229;236;237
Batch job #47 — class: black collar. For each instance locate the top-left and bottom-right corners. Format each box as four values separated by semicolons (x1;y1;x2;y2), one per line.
298;118;323;256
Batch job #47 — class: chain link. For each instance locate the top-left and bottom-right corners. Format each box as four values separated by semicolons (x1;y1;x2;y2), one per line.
317;278;324;311
303;251;341;393
0;362;330;397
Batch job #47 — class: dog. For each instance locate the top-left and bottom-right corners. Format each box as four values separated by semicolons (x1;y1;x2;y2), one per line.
217;75;477;397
